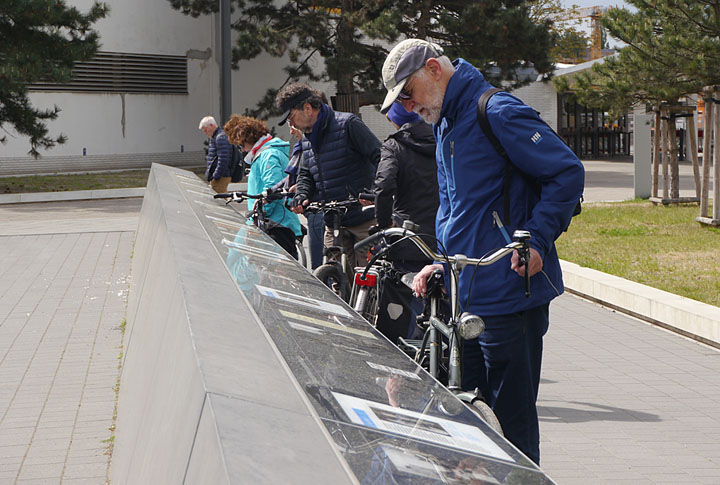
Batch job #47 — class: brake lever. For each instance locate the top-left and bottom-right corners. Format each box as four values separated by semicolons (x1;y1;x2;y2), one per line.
520;244;531;298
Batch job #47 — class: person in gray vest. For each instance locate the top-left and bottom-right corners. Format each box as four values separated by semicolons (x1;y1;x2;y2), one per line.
275;83;381;269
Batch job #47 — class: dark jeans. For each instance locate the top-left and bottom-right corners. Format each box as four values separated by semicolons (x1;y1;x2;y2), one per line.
461;304;550;465
307;212;325;269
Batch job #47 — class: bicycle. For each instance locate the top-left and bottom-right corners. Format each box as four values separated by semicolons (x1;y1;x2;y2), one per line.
354;225;532;433
214;189;308;266
303;196;371;301
349;219;419;333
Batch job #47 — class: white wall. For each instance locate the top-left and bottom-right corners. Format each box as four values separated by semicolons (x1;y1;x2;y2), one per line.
511;80;560;131
1;0;288;160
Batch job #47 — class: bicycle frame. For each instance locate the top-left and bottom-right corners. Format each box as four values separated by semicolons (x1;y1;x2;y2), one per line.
355;226;531;395
305;198;365;300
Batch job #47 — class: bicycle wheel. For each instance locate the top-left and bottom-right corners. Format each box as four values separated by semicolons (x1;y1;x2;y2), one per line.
470;400;504;436
362;286;378;325
351;285;378;325
314;264;350;301
296;239;308;268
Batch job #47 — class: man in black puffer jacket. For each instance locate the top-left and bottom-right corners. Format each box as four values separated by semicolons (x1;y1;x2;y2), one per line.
275;83;381;269
372;103;439;343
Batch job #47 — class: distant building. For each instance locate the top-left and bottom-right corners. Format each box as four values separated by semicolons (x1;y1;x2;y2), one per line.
512;56;631;159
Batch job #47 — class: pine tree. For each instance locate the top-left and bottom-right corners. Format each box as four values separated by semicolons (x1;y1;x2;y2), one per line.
528;0;590;64
0;1;109;157
169;0;555;117
554;0;720;117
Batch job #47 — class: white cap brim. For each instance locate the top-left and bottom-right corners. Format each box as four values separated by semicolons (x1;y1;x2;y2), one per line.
380;79;407;114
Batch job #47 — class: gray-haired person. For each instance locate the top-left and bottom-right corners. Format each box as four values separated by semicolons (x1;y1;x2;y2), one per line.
199;115;232;193
381;38;584;465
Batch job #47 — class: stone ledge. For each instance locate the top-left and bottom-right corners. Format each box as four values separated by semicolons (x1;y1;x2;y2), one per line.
561;260;720;348
0;188;146;204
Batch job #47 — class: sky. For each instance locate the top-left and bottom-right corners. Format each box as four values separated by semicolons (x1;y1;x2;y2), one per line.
561;0;630;49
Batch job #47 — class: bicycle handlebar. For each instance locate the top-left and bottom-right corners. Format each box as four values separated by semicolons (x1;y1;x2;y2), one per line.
303;197;362;214
354;227;532;292
213;189;294;202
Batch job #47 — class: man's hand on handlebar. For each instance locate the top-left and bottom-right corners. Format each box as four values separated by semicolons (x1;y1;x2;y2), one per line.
412;263;444;298
511;247;543;277
290;195;309;214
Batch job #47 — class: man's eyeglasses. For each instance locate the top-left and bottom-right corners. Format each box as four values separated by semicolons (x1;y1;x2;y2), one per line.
287;101;307;125
396;77;413;101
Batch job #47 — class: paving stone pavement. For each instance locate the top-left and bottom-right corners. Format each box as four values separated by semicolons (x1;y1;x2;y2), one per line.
0;160;718;484
0;201;134;484
543;294;720;484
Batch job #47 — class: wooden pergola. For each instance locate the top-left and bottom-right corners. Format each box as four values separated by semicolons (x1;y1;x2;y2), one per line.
697;86;720;226
649;103;701;205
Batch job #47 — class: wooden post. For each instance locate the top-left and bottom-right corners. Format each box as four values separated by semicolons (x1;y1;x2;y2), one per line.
700;89;713;217
687;112;701;199
714;91;720;222
652;110;660;198
668;114;680;200
661;108;670;200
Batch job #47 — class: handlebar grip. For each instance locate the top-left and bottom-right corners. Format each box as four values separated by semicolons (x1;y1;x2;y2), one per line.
264;190;287;202
359;191;376;202
213;192;233;199
353;231;385;254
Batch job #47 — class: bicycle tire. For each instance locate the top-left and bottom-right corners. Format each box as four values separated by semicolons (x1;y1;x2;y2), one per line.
362;286;378;325
351;285;379;326
314;264;350;301
470;400;504;436
296;239;308;268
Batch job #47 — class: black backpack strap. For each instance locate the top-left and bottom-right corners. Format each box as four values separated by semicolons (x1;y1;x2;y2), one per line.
477;88;513;225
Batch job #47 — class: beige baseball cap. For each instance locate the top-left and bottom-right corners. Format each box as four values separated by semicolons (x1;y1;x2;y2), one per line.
381;39;443;114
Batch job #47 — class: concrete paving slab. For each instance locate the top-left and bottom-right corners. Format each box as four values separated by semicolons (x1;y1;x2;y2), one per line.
0;160;717;483
0;209;131;483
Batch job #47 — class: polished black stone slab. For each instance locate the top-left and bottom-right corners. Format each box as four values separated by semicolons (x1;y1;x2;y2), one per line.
177;171;554;484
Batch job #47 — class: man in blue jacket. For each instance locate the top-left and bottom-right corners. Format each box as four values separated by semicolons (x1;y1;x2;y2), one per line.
199;115;232;193
381;39;584;465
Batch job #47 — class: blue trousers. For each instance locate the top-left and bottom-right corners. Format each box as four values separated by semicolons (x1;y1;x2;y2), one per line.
307;212;325;269
461;304;549;465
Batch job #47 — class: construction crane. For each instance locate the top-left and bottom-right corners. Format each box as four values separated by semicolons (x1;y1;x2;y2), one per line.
561;6;605;60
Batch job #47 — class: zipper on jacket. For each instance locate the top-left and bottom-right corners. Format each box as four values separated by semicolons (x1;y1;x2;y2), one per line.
439;127;455;244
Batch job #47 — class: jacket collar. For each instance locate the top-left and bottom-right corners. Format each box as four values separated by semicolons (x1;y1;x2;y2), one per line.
440;59;492;122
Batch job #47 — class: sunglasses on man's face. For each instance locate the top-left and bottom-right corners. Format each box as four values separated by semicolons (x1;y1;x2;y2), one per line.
396;86;412;101
395;76;415;102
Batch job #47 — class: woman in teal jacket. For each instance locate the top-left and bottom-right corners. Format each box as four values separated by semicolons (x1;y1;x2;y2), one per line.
224;115;302;259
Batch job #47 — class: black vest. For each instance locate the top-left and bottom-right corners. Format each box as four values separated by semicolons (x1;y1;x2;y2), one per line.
301;108;375;204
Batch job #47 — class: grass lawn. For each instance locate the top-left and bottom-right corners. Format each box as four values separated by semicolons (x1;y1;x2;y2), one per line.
556;200;720;307
0;168;205;193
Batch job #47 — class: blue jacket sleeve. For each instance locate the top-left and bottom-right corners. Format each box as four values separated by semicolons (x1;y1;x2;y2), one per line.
490;98;585;257
213;133;233;179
